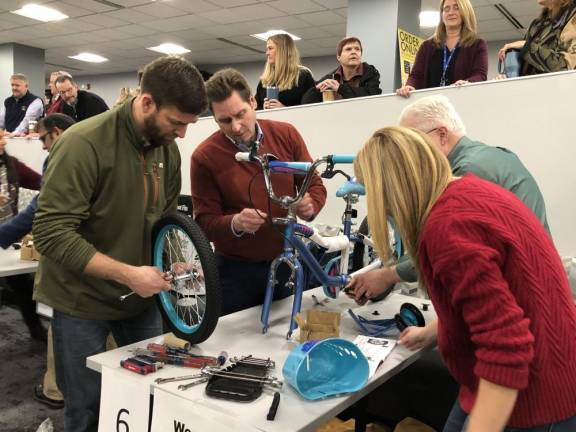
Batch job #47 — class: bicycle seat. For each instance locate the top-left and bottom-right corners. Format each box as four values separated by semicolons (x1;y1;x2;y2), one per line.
336;178;365;198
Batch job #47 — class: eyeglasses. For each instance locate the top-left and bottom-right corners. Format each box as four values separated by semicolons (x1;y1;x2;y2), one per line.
424;127;440;135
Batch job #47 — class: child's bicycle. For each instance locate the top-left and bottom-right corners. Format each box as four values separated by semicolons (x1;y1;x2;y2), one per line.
235;150;402;338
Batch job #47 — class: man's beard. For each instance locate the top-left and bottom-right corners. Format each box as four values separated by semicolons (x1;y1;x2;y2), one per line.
143;115;175;148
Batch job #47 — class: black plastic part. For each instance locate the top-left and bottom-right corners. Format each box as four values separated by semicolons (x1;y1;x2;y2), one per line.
267;392;281;421
205;362;268;402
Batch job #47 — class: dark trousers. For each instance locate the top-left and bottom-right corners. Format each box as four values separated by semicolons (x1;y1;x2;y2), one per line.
52;306;162;432
443;401;576;432
217;255;291;316
366;349;459;430
4;273;45;341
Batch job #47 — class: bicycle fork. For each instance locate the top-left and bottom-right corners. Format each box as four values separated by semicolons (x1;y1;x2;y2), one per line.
261;254;304;339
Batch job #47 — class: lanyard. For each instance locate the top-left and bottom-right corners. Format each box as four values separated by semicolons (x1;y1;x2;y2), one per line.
441;42;459;86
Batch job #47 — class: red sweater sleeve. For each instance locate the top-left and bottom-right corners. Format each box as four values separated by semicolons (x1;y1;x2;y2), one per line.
421;215;535;389
15;158;41;190
190;148;235;245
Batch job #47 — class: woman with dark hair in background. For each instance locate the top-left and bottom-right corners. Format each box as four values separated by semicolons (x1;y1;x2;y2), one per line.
498;0;576;76
0;133;45;341
396;0;487;97
255;33;315;110
353;126;576;431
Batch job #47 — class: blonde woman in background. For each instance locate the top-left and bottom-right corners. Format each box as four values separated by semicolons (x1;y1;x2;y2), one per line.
113;86;140;109
396;0;487;97
255;33;315;110
353;126;576;431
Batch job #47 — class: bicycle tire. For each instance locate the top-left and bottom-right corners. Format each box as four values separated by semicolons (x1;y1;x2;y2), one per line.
152;213;221;344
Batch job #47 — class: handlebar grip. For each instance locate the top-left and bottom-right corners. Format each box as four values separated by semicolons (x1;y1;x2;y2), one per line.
331;155;355;164
235;152;251;162
269;161;312;174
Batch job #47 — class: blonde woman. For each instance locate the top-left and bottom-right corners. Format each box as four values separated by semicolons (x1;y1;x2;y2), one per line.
255;33;315;110
498;0;576;76
354;127;576;431
396;0;487;97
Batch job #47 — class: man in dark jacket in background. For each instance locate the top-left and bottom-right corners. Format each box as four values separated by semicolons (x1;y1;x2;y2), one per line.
302;37;382;103
55;75;108;122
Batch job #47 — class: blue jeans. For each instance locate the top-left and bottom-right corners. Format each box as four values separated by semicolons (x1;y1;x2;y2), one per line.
443;401;576;432
52;305;162;432
217;256;291;315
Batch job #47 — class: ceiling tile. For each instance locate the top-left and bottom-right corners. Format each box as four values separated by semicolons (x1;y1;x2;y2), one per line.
49;2;95;18
119;24;160;36
200;21;270;37
333;7;347;18
209;0;260;6
78;13;129;27
132;3;188;18
478;18;516;32
227;3;286;20
266;0;325;15
140;14;212;31
475;5;505;21
255;15;311;30
197;8;253;24
167;0;222;13
298;10;345;26
318;23;346;37
313;0;347;8
60;0;119;13
292;26;332;39
103;8;157;24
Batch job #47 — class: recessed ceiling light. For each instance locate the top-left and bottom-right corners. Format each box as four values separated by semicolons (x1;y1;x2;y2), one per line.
250;30;301;42
147;43;190;55
11;4;68;22
419;11;440;28
69;53;109;63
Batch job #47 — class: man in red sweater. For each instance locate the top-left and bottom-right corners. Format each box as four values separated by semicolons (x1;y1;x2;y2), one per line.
191;68;326;315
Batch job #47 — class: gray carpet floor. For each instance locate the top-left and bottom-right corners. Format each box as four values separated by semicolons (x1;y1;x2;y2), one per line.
0;305;64;432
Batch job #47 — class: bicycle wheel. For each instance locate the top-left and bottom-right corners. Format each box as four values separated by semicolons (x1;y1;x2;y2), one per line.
152;213;221;344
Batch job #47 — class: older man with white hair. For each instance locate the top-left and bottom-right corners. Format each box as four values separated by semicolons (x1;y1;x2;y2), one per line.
348;94;549;304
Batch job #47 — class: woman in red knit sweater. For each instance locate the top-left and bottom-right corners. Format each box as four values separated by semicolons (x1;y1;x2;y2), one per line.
354;126;576;431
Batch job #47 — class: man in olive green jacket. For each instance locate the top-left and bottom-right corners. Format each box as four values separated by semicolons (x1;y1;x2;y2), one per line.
32;57;207;432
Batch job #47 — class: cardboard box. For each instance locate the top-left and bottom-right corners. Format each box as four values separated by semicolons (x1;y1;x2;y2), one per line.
20;234;40;261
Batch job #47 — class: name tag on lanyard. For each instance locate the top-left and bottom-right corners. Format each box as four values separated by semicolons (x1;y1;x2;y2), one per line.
440;42;459;87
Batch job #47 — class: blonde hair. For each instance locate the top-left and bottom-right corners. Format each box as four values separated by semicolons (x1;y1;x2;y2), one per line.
433;0;478;48
113;87;139;108
260;34;308;91
354;126;452;280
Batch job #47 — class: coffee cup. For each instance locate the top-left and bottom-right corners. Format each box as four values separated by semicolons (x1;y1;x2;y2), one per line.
266;86;279;101
28;120;37;134
322;89;336;102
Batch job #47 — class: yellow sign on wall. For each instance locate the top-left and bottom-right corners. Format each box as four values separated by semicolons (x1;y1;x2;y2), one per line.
398;29;424;86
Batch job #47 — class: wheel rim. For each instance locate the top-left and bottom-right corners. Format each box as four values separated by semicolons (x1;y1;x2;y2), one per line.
153;223;206;334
